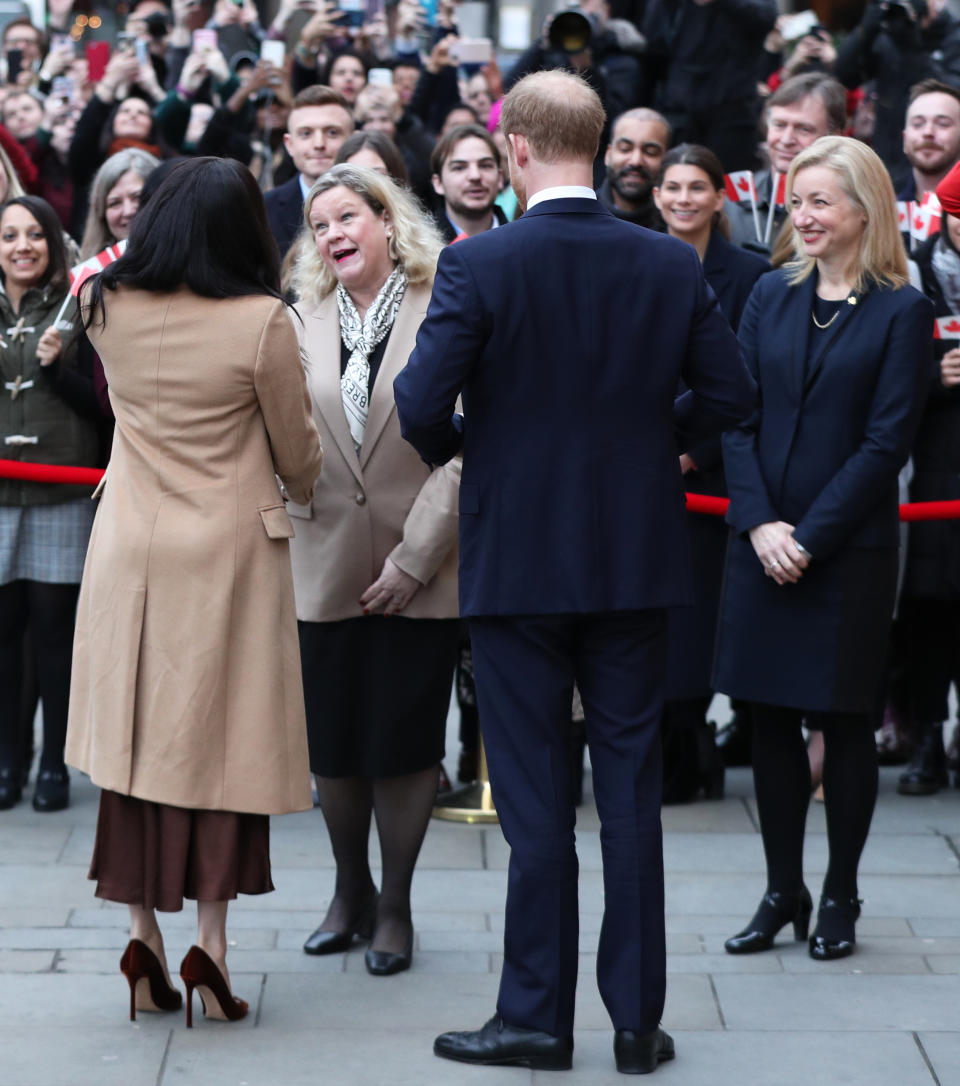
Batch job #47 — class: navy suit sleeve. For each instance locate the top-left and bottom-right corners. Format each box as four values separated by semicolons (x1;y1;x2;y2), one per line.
394;244;486;465
793;292;934;559
721;279;781;535
673;247;757;454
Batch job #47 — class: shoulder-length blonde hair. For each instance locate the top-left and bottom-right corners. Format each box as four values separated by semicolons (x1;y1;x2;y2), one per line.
0;141;24;204
784;136;908;291
290;164;444;306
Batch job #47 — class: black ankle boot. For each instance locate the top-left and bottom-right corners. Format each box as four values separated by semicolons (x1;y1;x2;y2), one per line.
725;886;813;954
809;896;862;960
32;768;69;812
897;726;947;795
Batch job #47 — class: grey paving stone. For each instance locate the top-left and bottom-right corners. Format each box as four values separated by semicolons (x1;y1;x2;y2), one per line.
918;1031;960;1086
0;864;97;908
536;1029;936;1086
715;974;960;1031
0;950;54;972
0;1027;170;1086
0;824;71;864
778;954;932;975
0;927;130;950
910;917;960;936
0;906;70;927
161;1028;530;1086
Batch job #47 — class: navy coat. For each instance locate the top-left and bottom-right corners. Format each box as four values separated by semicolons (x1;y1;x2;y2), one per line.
394;197;757;618
264;176;304;258
667;231;768;700
714;268;933;712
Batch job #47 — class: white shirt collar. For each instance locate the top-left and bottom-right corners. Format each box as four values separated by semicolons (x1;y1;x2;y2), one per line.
526;186;598;210
299;173;313;202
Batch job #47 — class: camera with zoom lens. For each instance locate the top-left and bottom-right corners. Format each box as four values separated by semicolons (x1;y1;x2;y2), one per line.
548;6;598;55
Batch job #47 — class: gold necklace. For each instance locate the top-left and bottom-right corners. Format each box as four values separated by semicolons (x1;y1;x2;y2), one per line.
811;306;842;330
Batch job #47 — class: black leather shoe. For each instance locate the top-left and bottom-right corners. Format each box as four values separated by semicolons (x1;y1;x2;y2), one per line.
32;769;69;812
897;727;947;795
365;927;413;976
614;1028;675;1074
724;886;812;954
434;1014;574;1070
0;767;23;810
809;896;861;961
302;896;377;955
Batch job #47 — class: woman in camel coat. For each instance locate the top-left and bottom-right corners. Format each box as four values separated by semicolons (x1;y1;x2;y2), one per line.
287;164;459;977
65;158;323;1027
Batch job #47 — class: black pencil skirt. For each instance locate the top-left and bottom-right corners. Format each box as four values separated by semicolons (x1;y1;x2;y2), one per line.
299;614;459;778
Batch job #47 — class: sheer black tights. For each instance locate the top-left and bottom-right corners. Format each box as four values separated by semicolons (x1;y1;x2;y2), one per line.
0;580;79;773
751;704;878;903
314;766;439;954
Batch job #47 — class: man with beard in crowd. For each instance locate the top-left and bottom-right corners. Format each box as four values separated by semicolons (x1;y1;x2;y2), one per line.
431;124;507;243
900;80;960;203
597;108;670;229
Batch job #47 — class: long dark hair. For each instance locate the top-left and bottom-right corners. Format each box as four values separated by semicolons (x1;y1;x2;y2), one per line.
0;196;69;296
84;157;283;328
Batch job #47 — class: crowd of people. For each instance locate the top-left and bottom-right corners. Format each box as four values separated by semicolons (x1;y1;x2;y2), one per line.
0;0;955;1071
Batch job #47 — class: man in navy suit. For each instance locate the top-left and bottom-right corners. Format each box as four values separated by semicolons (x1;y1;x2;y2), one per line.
394;70;756;1075
264;85;353;257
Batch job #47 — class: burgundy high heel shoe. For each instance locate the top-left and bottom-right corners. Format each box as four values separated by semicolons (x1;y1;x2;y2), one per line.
119;939;183;1022
179;945;248;1028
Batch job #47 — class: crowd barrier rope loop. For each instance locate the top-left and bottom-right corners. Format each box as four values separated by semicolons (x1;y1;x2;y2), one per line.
2;459;960;523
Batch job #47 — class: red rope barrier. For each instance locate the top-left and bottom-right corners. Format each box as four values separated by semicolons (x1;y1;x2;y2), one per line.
684;491;960;522
0;459;958;522
0;458;103;486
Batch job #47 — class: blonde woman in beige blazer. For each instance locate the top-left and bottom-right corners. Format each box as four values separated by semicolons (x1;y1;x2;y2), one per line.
65;160;323;1027
288;164;459;977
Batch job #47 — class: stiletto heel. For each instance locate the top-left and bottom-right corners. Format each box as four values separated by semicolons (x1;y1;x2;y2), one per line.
724;885;813;954
179;945;248;1028
119;939;182;1021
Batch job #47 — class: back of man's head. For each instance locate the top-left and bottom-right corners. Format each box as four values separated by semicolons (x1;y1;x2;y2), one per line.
499;71;605;164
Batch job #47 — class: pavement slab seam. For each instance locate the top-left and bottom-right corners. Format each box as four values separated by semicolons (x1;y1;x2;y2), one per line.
707;974;726;1029
913;1031;943;1086
155;1030;174;1086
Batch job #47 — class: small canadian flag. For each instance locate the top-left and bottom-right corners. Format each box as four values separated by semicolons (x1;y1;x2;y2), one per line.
910;205;938;243
724;171;756;204
897;201;910;230
933;315;960;340
772;172;787;207
68;240;127;296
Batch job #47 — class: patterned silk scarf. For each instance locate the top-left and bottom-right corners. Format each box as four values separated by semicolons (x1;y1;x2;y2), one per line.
338;266;407;453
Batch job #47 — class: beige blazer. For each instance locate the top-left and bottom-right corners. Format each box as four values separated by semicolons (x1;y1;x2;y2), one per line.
66;288;323;815
290;282;459;622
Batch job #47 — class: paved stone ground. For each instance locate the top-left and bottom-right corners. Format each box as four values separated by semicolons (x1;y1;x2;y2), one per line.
2;716;960;1085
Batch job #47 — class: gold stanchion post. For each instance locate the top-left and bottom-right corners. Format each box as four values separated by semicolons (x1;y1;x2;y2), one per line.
433;735;498;824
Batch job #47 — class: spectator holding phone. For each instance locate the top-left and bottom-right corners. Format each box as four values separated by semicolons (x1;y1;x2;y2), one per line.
2;18;44;89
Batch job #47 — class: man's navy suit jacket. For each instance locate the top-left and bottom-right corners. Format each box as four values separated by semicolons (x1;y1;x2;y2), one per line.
264;175;304;258
394;197;757;618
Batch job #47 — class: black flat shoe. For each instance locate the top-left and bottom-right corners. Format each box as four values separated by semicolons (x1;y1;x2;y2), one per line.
365;926;413;976
32;769;69;812
434;1014;573;1070
614;1028;675;1074
0;767;23;810
897;728;947;795
724;886;813;954
809;896;861;961
302;896;377;956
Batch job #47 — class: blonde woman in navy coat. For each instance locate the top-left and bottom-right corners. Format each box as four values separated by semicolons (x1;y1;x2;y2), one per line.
715;137;932;961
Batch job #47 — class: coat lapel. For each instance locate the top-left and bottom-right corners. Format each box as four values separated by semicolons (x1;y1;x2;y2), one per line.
788;274;815;404
359;284;430;469
305;292;363;485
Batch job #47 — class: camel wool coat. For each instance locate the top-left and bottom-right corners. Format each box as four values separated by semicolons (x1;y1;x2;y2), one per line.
65;287;323;815
289;283;459;621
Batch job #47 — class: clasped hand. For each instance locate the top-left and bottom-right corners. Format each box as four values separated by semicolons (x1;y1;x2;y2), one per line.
748;521;810;586
360;556;421;616
35;327;62;368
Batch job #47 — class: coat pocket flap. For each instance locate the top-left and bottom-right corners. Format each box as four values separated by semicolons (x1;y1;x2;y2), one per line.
259;505;295;539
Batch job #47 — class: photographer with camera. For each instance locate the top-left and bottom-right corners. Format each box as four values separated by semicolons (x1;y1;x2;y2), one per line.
504;0;645;131
835;0;960;184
